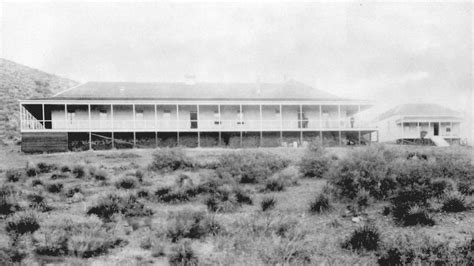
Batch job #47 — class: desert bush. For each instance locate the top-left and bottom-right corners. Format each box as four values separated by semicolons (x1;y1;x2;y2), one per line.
257;234;312;265
72;164;86;178
205;190;238;213
6;211;40;235
115;176;138;189
46;182;63;193
36;162;57;173
298;143;330;178
308;193;332;214
136;189;150;198
50;172;70;180
27;192;51;212
262;177;286;192
31;179;43;187
402;205;435;226
261;196;277;212
87;193;152;221
342;224;380;252
134;169;144;183
275;166;301;186
89;167;107;181
430;178;454;198
168;240;198;266
65;186;82;198
457;180;473;196
26;164;39;177
216;151;290;184
0;195;20;215
60;165;71;173
149;148;194;172
234;188;253;205
166;210;220;242
5;169;23;182
155;187;190;203
441;193;467;213
356;189;372;209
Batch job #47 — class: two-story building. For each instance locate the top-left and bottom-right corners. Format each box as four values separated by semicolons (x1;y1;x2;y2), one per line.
19;80;377;152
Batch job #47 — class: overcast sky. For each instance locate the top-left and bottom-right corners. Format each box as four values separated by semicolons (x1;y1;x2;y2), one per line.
1;1;472;116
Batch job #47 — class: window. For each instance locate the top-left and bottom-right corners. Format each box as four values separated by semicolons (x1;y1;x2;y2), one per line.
237;110;244;124
136;110;144;120
163;110;171;120
99;109;107;120
67;111;75;124
214;110;221;125
446;127;451;133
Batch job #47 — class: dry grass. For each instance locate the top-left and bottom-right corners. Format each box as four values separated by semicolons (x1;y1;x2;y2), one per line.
0;145;472;264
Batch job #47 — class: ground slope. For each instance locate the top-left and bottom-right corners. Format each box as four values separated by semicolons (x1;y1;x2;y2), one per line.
0;58;78;143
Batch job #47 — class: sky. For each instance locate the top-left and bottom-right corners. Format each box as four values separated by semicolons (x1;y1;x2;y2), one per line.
1;1;472;119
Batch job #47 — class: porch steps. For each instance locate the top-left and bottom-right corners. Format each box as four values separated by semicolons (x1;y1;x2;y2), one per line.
430;136;450;147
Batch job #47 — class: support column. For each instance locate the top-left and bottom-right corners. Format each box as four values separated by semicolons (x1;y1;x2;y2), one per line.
259;104;263;147
428;121;431;138
338;105;342;146
132;104;136;148
239;104;243;147
42;103;45;126
299;104;303;145
417;122;420;138
279;104;283;145
358;131;361;145
401;117;404;145
111;104;114;149
176;104;179;146
197;104;200;147
218;104;221;146
64;104;67;130
450;121;453;138
155;104;158;148
319;105;323;145
88;104;92;150
339;131;342;146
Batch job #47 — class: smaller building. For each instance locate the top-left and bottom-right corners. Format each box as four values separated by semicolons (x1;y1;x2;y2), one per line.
376;103;463;145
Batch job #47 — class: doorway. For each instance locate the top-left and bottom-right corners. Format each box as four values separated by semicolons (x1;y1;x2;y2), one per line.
433;122;439;136
190;111;198;129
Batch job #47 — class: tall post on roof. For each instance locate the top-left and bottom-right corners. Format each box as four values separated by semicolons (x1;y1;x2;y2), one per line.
111;104;115;149
88;104;92;150
176;104;179;146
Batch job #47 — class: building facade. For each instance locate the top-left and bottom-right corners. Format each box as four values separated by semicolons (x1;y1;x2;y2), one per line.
19;81;377;152
376;103;463;145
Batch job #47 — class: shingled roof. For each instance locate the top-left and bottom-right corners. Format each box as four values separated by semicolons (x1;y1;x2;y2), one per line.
43;80;350;101
378;103;462;120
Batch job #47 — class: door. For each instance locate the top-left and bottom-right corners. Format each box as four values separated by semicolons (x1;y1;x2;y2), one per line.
190;111;198;129
433;122;439;136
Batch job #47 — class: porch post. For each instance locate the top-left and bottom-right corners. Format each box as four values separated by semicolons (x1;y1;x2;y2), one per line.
417;122;420;138
319;105;323;145
111;104;114;149
176;104;179;146
428;121;431;138
401;117;404;145
64;104;67;130
279;104;283;145
218;104;221;146
133;104;136;148
42;103;45;126
197;104;200;147
299;104;303;145
450;121;453;137
155;104;158;148
259;104;263;147
338;104;342;146
239;104;243;147
88;104;92;150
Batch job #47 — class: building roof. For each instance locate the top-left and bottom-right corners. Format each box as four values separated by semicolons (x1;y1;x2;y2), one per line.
377;103;462;120
35;80;356;102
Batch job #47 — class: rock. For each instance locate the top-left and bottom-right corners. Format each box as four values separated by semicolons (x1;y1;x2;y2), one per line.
352;216;362;223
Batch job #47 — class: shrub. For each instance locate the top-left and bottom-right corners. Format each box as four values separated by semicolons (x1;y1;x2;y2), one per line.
36;162;57;173
5;169;23;182
136;189;150;198
260;196;277;212
155;187;190;203
262;177;286;192
308;193;332;214
31;179;43;187
72;164;86;178
205;190;238;213
276;166;301;186
457;181;473;196
115;177;138;189
26;165;39;177
46;182;63;193
441;193;467;213
50;172;70;180
298;143;330;178
6;211;40;235
0;195;20;215
134;169;144;183
401;205;435;226
166;210;220;242
65;186;82;198
27;193;51;212
234;188;253;205
168;240;198;266
87;193;152;221
90;168;107;181
216;151;290;184
430;179;454;198
342;224;380;252
149;148;193;172
391;187;434;226
356;189;372;209
60;165;71;173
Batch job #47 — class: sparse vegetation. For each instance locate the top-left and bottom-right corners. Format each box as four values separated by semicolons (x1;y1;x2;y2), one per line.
149;148;194;172
260;196;277;212
342;224;380;252
308;193;332;214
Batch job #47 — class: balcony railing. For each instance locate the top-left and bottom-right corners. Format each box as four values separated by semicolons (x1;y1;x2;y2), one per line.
21;119;375;131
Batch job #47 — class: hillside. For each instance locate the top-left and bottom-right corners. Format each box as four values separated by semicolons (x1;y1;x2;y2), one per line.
0;58;78;144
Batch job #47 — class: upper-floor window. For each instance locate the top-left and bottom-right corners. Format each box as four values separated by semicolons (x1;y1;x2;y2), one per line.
67;111;75;124
446;127;451;133
136;110;144;120
163;110;171;120
99;109;107;120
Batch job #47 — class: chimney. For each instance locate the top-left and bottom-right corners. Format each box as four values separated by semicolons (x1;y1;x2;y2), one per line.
184;74;196;85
